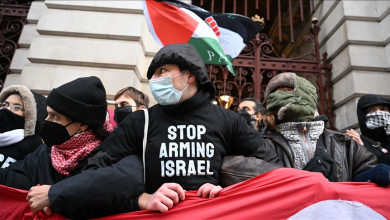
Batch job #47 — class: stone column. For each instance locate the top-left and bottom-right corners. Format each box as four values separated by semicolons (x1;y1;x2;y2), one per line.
9;0;162;106
312;0;390;131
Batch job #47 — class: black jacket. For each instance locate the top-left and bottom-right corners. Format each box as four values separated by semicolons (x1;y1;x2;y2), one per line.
263;129;377;181
357;95;390;165
0;144;144;219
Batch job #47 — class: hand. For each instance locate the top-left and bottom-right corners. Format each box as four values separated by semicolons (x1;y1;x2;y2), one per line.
346;129;364;146
138;183;185;213
43;207;53;216
26;185;51;214
197;183;222;199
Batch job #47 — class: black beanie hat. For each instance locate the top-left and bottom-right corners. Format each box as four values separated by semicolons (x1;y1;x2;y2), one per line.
46;76;107;127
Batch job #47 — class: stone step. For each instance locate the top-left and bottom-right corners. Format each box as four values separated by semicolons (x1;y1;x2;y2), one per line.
27;35;146;80
36;8;160;56
19;63;141;100
45;1;143;14
10;49;31;73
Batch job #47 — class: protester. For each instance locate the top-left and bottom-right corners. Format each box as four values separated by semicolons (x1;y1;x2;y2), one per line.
26;43;282;216
237;97;266;132
113;86;149;124
0;77;144;219
352;95;390;166
0;85;47;168
261;72;380;182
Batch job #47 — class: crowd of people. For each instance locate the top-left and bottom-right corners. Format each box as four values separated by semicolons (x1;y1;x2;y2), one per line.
0;43;389;219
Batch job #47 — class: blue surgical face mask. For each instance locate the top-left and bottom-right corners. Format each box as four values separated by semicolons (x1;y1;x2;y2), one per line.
149;71;189;106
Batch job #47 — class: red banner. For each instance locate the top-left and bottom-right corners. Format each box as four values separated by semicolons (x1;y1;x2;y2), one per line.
1;168;389;220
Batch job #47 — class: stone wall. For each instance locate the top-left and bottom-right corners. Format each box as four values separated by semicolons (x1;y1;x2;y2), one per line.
6;0;163;106
312;0;390;131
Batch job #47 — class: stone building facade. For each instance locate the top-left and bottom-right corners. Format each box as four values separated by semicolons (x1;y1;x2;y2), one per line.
3;0;390;131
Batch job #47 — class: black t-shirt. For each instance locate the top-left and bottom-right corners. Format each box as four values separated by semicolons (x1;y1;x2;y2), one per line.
101;89;280;193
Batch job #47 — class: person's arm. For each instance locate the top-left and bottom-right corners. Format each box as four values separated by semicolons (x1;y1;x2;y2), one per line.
0;145;44;190
97;110;145;161
354;164;390;186
230;115;281;165
48;155;144;209
350;139;378;179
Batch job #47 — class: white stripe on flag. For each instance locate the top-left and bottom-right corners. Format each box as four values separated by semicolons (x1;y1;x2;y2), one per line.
218;27;246;58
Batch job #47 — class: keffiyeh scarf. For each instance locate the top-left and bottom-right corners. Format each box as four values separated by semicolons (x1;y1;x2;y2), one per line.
366;111;390;136
277;121;324;170
51;117;114;175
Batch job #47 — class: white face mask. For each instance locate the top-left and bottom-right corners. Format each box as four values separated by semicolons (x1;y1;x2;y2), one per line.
149;72;189;106
366;110;390;135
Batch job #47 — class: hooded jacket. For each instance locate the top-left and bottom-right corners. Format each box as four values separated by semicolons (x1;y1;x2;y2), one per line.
0;85;47;168
42;44;281;217
357;95;390;165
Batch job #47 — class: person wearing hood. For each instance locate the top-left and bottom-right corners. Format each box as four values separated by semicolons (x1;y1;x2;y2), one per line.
0;85;47;168
27;43;281;216
113;86;149;125
353;95;390;166
261;72;380;183
237;97;266;132
1;77;144;219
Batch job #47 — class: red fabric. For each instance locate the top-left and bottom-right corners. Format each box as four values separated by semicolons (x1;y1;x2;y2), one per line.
94;168;390;220
0;185;67;220
145;0;198;45
51;117;114;175
2;169;389;219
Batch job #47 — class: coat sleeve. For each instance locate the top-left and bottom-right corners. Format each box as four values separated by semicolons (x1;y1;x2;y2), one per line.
48;155;144;213
0;145;45;190
98;110;145;161
54;197;139;220
350;139;378;180
229;115;282;165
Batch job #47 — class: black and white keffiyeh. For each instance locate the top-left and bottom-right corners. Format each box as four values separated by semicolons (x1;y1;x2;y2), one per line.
366;111;390;136
277;121;324;169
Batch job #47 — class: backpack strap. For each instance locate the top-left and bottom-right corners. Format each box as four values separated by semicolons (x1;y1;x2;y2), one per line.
361;135;388;153
142;109;149;183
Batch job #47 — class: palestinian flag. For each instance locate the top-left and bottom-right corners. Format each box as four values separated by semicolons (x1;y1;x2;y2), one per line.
142;0;263;75
2;169;389;219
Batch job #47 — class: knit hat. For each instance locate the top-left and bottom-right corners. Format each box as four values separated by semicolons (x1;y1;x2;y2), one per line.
46;76;107;127
264;72;317;122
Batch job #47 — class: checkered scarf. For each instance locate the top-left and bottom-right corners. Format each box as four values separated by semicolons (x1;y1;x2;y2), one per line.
366;111;390;136
51;117;114;175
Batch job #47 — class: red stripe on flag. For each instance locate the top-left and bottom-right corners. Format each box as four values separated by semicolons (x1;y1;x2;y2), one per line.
145;1;198;45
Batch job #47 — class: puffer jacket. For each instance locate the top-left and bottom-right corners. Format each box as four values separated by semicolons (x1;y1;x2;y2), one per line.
263;129;377;181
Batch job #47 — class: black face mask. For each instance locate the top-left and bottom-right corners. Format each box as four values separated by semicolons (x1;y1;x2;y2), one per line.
39;120;73;147
237;109;255;124
0;109;25;133
114;106;134;124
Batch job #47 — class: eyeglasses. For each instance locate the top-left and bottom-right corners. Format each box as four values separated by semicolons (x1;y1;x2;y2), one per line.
0;102;24;113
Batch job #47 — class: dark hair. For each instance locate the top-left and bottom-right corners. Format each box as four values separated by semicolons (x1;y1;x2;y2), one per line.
65;117;111;141
89;124;111;141
114;87;150;108
241;97;266;115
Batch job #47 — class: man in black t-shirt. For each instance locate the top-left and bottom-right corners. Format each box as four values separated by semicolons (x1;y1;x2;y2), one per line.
27;44;281;216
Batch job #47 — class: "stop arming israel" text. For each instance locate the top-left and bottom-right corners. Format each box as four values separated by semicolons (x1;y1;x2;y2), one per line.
159;125;214;177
